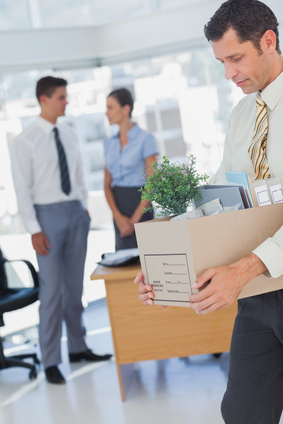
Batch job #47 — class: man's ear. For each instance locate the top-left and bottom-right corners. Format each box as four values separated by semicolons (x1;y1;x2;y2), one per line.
39;94;48;107
261;29;277;52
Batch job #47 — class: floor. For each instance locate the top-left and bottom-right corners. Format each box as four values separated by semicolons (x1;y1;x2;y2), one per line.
1;298;230;424
0;230;282;424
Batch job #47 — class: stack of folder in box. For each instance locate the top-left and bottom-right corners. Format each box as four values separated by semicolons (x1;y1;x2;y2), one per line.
225;172;256;207
195;172;283;212
195;183;251;211
225;171;283;207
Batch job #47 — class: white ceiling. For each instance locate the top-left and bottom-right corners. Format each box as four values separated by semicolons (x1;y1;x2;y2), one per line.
0;0;282;72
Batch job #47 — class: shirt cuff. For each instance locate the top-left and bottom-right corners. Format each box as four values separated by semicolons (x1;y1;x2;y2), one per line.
81;198;88;209
253;237;283;278
25;220;42;235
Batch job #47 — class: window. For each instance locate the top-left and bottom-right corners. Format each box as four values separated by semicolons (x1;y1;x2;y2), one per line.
0;0;29;30
0;45;243;233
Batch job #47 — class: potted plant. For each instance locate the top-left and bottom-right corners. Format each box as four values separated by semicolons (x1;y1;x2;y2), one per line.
140;155;209;217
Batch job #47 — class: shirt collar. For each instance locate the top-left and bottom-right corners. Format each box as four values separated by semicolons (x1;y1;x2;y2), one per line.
114;123;139;141
127;123;139;141
261;71;283;111
36;116;56;135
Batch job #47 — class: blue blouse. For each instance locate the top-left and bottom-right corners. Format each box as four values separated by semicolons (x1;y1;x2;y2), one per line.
104;124;159;187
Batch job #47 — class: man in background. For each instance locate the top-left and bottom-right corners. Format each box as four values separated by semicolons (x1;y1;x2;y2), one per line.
11;76;111;384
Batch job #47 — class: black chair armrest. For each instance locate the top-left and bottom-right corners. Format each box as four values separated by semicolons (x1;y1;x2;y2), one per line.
2;258;39;289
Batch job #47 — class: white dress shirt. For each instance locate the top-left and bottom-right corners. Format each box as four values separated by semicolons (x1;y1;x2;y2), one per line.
11;116;88;235
212;71;283;278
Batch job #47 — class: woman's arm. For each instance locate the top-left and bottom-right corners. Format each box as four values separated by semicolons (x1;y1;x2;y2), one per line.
130;154;158;224
104;167;134;237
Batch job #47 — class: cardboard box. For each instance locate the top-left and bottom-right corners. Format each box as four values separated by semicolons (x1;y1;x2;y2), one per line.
135;203;283;307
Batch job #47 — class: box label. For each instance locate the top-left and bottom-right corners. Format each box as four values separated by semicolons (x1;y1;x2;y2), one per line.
144;253;193;307
269;183;283;203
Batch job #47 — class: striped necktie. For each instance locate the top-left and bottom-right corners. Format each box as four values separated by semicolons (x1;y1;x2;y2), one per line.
248;91;270;180
53;127;71;195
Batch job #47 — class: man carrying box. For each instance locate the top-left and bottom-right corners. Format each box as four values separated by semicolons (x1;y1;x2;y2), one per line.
135;0;283;423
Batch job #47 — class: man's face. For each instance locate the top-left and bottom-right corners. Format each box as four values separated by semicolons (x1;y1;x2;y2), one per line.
211;28;273;94
41;86;68;118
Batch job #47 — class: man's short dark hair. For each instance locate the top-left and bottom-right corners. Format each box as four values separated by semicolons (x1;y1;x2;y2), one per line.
36;76;67;103
204;0;281;54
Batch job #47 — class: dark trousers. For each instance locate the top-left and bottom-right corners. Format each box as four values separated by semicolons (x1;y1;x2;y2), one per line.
222;290;283;424
112;186;154;251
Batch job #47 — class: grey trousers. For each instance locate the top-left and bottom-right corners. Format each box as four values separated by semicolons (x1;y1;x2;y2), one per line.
221;290;283;424
35;201;90;368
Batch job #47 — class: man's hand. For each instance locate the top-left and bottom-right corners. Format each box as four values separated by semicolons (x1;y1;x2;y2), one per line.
188;264;246;314
189;254;267;315
134;269;155;306
31;232;50;256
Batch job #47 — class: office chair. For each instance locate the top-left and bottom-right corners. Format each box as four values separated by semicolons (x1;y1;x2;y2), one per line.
0;248;40;380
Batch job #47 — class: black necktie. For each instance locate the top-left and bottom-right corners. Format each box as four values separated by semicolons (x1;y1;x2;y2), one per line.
53;127;71;195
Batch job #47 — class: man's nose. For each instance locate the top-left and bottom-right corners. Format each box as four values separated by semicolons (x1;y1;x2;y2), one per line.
224;63;237;80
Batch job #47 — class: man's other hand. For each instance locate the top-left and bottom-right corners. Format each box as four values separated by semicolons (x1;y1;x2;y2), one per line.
134;269;155;306
32;232;50;255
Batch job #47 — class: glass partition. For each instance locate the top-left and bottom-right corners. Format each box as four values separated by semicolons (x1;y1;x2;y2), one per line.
0;0;30;30
0;45;243;233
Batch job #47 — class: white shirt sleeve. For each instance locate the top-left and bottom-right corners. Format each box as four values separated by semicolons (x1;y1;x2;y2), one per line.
11;136;42;234
253;227;283;278
210;117;233;185
75;147;88;209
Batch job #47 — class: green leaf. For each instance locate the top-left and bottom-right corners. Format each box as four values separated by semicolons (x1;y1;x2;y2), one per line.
141;155;209;217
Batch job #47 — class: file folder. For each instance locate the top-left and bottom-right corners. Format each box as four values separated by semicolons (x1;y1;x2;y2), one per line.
195;184;250;210
225;171;256;207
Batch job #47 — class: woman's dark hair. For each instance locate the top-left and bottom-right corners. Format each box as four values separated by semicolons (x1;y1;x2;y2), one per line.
36;76;67;103
204;0;281;54
108;88;134;118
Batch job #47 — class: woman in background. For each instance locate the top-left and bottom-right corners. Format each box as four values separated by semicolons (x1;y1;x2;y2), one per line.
104;88;159;250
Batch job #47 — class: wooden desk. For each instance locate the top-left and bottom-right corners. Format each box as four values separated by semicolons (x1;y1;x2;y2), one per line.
91;263;237;401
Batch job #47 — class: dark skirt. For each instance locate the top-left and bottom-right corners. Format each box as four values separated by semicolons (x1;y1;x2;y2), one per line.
112;186;154;251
